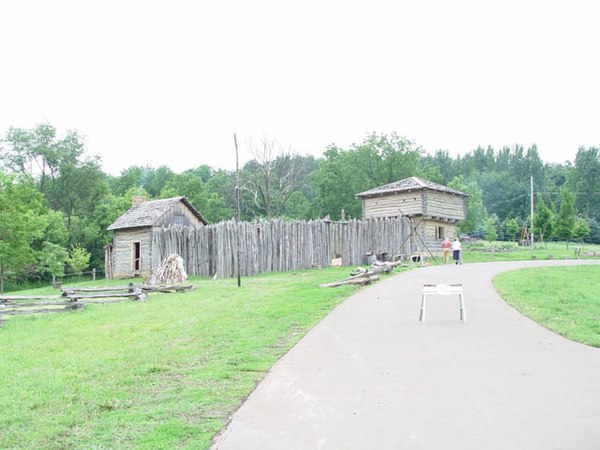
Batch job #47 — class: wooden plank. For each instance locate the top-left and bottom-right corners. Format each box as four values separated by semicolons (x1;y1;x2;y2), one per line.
1;304;83;315
142;284;194;293
1;300;75;307
321;275;380;288
67;291;144;300
61;285;139;295
0;295;62;301
77;296;145;304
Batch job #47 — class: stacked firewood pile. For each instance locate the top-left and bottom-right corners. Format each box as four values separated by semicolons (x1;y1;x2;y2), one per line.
145;254;188;287
320;260;405;288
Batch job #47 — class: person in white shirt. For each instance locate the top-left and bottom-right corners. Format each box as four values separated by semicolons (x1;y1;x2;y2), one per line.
452;238;462;265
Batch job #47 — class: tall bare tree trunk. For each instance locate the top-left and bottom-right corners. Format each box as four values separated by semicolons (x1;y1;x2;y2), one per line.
244;136;302;219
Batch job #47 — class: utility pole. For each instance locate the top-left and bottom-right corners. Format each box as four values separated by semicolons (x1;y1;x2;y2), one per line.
234;133;242;287
530;175;534;248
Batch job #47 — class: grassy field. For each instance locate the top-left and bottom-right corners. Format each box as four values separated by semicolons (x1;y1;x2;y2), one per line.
0;267;390;450
460;241;600;264
494;265;600;348
2;246;599;449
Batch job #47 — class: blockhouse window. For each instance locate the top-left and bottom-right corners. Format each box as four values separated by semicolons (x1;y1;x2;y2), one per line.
436;226;445;240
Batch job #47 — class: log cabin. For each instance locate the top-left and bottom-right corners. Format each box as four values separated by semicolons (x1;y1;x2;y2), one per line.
356;177;468;255
105;196;207;279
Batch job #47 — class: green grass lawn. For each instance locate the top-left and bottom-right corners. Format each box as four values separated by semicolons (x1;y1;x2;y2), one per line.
459;241;600;264
2;250;600;449
494;265;600;348
0;267;389;449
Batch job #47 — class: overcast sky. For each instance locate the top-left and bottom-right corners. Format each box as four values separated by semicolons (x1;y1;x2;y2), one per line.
1;0;598;175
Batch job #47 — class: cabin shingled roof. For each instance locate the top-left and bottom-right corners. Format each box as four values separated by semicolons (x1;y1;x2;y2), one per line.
356;176;468;198
107;196;207;231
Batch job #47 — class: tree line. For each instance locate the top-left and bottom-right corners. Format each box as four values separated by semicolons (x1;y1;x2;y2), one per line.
1;124;598;290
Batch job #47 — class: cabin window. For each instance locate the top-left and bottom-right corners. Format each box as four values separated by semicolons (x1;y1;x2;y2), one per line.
133;242;141;273
173;213;185;226
436;226;445;240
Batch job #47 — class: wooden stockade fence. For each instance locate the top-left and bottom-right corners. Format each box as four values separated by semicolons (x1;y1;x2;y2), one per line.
151;217;412;279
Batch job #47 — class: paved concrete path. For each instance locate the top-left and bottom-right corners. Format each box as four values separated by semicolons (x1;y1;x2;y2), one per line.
213;260;600;450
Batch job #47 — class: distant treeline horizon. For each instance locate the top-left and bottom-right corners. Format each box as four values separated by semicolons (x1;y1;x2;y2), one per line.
1;124;599;288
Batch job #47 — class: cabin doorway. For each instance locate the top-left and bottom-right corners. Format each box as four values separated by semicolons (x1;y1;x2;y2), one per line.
133;242;141;274
104;244;114;279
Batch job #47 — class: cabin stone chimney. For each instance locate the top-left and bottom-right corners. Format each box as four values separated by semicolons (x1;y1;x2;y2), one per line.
132;195;147;206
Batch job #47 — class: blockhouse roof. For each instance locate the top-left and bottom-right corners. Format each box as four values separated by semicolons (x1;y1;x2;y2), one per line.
356;176;468;199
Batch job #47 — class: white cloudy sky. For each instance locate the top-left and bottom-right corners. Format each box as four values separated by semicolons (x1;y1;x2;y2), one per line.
1;0;598;175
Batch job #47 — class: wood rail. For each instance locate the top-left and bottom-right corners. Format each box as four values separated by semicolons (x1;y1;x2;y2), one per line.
1;285;149;325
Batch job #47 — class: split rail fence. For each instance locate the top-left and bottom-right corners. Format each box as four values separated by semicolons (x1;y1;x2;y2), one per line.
0;284;147;325
151;217;412;279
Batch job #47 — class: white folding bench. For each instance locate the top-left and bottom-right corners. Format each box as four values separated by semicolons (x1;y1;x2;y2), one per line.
419;283;467;323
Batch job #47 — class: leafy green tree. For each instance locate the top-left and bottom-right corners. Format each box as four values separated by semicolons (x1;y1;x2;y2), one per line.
1;123;71;192
108;166;146;196
310;146;363;219
161;169;206;203
311;132;421;219
206;170;238;220
573;217;591;244
582;216;600;244
483;214;498;250
65;245;91;277
554;186;577;248
418;150;459;185
1;122;110;271
448;176;484;234
0;123;109;225
144;166;175;198
94;192;136;233
460;146;496;174
281;191;313;220
504;218;519;242
416;163;443;184
545;162;572;207
570;147;600;222
453;144;547;225
67;216;105;268
160;168;233;224
38;243;68;281
0;175;47;292
43;210;70;245
33;210;69;281
533;195;554;246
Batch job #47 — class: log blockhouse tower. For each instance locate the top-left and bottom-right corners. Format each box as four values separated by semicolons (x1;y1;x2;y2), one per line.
105;196;207;279
356;177;468;254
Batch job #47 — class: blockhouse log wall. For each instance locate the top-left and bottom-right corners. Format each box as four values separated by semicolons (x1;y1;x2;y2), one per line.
422;190;466;221
362;191;424;219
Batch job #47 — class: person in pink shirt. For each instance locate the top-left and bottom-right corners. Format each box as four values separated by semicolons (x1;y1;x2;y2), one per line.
441;237;452;264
